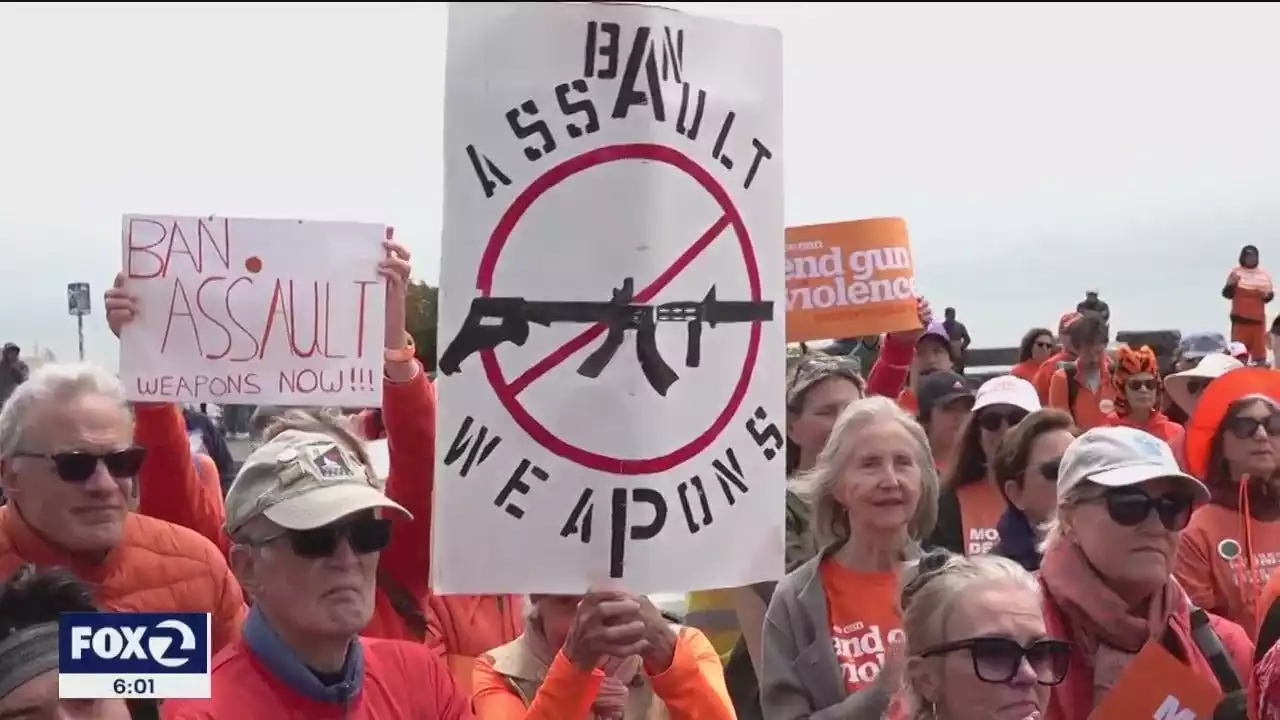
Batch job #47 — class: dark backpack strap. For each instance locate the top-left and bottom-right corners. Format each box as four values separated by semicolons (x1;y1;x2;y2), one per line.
1190;606;1244;693
376;568;429;642
1256;594;1280;663
1064;363;1080;416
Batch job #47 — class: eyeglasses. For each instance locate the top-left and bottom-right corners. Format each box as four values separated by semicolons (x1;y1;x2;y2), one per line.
978;409;1029;432
257;516;392;559
920;637;1070;685
1092;488;1194;531
1126;379;1157;392
1226;414;1280;440
1035;457;1062;482
13;447;147;483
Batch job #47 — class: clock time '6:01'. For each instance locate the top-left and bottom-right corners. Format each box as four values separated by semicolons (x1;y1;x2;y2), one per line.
113;678;156;695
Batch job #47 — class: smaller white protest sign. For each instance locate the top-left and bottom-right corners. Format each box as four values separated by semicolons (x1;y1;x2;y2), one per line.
119;215;387;406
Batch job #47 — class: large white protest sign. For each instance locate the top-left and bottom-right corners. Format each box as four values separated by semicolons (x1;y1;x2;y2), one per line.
120;216;387;406
433;2;784;594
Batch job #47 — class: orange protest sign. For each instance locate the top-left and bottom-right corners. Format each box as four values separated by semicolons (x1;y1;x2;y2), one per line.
785;218;919;343
1088;640;1221;720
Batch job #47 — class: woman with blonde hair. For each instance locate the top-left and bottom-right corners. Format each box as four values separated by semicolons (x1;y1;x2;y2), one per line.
1039;426;1253;717
892;550;1069;719
760;396;939;718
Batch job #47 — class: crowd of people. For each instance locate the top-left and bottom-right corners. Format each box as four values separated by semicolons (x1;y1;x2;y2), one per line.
5;241;1280;719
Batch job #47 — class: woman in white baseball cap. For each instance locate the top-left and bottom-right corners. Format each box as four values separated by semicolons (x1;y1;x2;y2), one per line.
929;376;1041;557
1166;353;1245;421
1038;427;1252;717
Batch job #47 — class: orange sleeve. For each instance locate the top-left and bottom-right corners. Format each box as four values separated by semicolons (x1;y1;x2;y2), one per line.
1174;523;1224;615
1046;370;1070;412
380;364;435;600
193;455;227;532
1033;355;1060;405
646;628;735;720
472;651;601;720
134;404;229;557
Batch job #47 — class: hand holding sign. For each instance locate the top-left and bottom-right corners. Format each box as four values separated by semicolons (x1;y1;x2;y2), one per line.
562;591;649;671
104;273;136;339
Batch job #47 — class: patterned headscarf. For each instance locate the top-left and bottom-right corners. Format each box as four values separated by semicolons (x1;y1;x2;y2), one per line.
786;352;865;411
1110;344;1160;416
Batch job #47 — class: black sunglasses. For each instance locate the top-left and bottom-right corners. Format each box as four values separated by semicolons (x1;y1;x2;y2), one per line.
1126;378;1157;392
1184;379;1208;396
259;516;392;559
1094;488;1194;531
978;409;1029;432
14;447;147;483
1226;414;1280;440
920;637;1070;685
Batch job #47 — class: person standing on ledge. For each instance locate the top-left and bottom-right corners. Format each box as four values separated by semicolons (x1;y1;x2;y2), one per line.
942;307;971;375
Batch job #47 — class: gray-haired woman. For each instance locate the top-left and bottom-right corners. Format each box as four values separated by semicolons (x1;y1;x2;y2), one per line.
760;395;940;719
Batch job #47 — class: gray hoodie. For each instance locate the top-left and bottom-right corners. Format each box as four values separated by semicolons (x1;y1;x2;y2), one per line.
760;543;922;720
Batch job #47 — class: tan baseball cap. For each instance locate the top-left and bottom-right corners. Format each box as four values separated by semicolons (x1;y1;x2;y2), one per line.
225;429;410;536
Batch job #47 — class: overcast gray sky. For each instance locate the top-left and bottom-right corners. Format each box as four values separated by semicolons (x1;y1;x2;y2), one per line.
3;2;1279;368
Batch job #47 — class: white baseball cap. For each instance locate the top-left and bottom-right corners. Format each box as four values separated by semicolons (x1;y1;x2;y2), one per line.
1057;426;1208;504
973;375;1041;413
1165;353;1244;414
1228;341;1249;360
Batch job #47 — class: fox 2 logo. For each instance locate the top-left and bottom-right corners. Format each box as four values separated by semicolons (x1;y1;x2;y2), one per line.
59;613;211;675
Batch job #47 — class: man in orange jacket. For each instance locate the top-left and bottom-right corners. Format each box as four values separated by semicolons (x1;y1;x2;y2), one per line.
163;424;471;719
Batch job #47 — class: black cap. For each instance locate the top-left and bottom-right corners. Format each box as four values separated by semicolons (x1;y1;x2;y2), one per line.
917;371;974;418
3;343;19;353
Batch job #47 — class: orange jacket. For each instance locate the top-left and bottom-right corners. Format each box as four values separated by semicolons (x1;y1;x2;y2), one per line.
472;627;733;719
0;504;245;653
161;635;472;719
191;454;226;530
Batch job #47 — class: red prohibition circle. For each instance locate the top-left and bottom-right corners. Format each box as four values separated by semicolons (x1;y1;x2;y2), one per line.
475;142;762;475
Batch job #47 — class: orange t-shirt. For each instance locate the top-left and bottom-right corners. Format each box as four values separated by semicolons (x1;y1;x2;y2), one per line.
820;558;903;694
1048;363;1115;430
1010;359;1042;383
956;482;1007;555
1104;411;1185;447
1175;503;1280;634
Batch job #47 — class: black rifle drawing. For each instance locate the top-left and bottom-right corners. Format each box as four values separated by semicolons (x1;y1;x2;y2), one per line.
439;277;774;396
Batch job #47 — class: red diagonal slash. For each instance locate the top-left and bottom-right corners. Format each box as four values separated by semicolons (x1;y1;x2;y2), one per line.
505;213;732;396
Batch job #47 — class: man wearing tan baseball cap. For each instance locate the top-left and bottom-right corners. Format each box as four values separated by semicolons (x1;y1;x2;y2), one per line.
224;428;409;537
165;418;470;718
